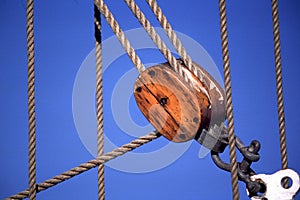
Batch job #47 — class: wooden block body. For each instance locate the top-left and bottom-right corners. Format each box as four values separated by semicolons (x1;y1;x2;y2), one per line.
134;62;211;142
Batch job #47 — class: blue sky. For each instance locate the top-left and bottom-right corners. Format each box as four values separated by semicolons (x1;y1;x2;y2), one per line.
0;0;300;199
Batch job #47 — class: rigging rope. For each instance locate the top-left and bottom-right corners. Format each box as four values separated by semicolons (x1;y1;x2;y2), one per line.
124;0;184;79
25;0;37;199
8;132;160;199
10;1;290;199
218;0;240;199
94;3;105;200
94;0;145;73
271;0;289;188
145;0;203;82
8;1;162;198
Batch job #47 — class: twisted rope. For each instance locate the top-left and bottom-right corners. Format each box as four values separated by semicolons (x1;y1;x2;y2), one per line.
94;0;145;73
25;0;37;199
145;0;203;82
218;0;239;199
271;0;288;170
7;132;160;199
123;0;183;78
94;3;105;200
271;0;288;186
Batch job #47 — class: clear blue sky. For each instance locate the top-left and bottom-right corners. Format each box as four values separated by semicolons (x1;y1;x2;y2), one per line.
1;0;300;199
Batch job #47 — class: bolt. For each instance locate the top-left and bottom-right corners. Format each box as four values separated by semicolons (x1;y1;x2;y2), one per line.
148;70;155;77
193;117;199;124
160;97;168;106
136;87;142;93
179;134;186;140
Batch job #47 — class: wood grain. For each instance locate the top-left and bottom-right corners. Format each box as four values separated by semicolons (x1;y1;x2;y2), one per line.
134;63;211;142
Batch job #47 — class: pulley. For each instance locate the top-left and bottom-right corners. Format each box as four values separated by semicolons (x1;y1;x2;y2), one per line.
134;59;227;152
133;59;300;198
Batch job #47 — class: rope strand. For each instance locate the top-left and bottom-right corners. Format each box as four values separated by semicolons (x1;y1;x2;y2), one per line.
11;1;266;199
145;0;203;81
124;0;182;77
94;3;105;199
7;132;160;199
271;0;288;187
218;0;240;199
25;0;37;199
94;0;145;73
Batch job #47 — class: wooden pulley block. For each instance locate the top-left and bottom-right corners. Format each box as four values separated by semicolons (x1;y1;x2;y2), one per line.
134;61;212;142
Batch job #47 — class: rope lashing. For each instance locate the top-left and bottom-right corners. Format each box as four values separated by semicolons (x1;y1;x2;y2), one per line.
218;0;240;199
7;132;160;199
271;0;289;188
94;0;145;73
94;3;105;200
25;0;37;199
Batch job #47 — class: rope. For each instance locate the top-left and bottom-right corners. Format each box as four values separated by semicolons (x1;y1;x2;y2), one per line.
271;0;288;186
14;1;261;199
123;0;184;79
218;0;240;199
94;3;105;200
145;0;203;82
7;132;160;199
94;0;145;73
25;0;37;199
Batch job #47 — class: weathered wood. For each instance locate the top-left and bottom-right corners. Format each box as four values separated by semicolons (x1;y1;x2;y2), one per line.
192;61;226;127
134;62;211;142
